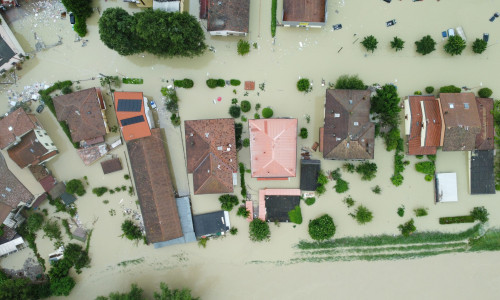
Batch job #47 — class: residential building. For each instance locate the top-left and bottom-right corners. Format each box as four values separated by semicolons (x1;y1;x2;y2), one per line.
475;97;495;151
438;93;481;151
258;189;301;222
321;89;375;160
404;95;443;155
7;130;58;168
127;128;182;244
193;210;230;238
184;119;237;194
249;118;297;179
300;159;320;191
282;0;327;28
0;108;40;150
205;0;250;36
53;88;109;145
114;91;151;141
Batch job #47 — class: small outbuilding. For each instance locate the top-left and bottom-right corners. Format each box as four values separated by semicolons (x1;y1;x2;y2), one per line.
435;173;458;203
60;192;77;206
72;227;88;242
101;158;123;175
300;159;320;191
470;150;496;195
259;189;301;222
193;211;230;238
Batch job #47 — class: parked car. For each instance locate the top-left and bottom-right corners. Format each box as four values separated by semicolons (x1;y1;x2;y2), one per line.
447;28;455;37
150;100;157;110
386;19;396;27
333;24;342;30
483;33;489;42
441;31;447;38
489;13;498;22
69;12;75;25
36;104;44;114
383;0;391;3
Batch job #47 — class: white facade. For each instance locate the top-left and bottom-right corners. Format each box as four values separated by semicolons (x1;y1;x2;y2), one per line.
34;129;57;152
0;237;25;257
436;173;458;203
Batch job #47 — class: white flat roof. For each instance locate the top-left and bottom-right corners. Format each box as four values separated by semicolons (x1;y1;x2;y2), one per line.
436;173;458;202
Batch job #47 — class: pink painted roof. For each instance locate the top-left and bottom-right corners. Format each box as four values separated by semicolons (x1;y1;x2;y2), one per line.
245;200;253;222
258;189;301;221
249;119;297;178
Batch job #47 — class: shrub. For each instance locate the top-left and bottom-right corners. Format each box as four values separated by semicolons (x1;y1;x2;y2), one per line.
444;35;466;56
470;206;489;223
304;197;316;206
353;205;373;224
61;86;72;95
121;220;142;240
343;163;355;173
414;207;428;217
124;174;130;180
439;215;475;224
219;194;239;211
271;0;277;37
229;105;241;118
415;35;436;55
427;154;436;162
237;40;250;55
299;128;308;139
384;127;401;151
343;196;355;208
334;178;349;193
439;85;461;93
414;91;422;95
472;38;487;54
308;214;336;241
416;155;424;159
170;113;181;127
255;103;261;111
230;227;238;235
237;206;250;218
74;16;87;37
425;86;434;94
235;123;243;149
239;162;247;198
372;185;381;194
66;179;85;196
424;174;433;181
391;173;404;186
249;219;270;242
415;161;435;175
262;107;274;118
478;87;493;98
174;78;194;88
27;213;44;233
398;219;416;237
288;206;302;224
361;35;378;52
243;138;250;147
92;187;108;197
241;100;251;112
230;79;241;86
43;220;62;241
334;75;366;90
397;205;405;217
297;78;312;93
206;79;218;88
254;113;260;119
216;79;225;87
390;36;405;51
198;237;207;248
355;162;377;181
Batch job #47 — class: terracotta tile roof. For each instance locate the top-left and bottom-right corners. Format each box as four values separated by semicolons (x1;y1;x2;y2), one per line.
245;201;253;222
207;0;250;33
0;108;40;149
323;89;375;160
7;131;57;168
29;165;50;181
244;81;255;90
53;88;107;143
185;119;237;194
127;128;182;243
249;119;297;178
407;96;442;155
114;92;151;141
49;182;66;199
283;0;326;23
0;153;33;223
100;158;123;174
475;98;495;151
439;93;481;151
76;144;108;166
39;175;56;192
258;189;301;221
31;193;48;209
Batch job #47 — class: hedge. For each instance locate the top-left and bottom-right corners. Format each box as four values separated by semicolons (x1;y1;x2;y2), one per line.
439;215;475;225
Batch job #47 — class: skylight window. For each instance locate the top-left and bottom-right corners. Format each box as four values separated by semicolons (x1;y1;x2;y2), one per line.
449;103;454;109
464;103;469;109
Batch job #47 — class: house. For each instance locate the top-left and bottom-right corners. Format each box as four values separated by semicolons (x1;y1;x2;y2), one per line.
193;210;230;238
153;0;182;12
438;93;481;151
184;119;237;194
300;159;320;191
475;97;495;151
206;0;250;36
127;128;183;244
404;96;443;155
53;88;109;145
7;130;58;168
114;91;152;141
0;153;33;227
282;0;327;28
321;89;375;160
249;118;297;179
0;108;40;150
100;158;123;175
470;150;495;195
258;189;301;222
435;173;458;203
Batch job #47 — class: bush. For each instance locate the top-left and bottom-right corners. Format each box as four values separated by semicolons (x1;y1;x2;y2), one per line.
170;113;181;127
444;35;466;56
384;127;401;151
27;213;44;233
229;105;241;118
371;185;381;194
241;100;251;112
304;197;316;206
121;220;142;240
439;85;461;93
239;162;247;198
66;179;85;196
415;35;436;55
219;194;239;211
206;79;218;88
237;206;250;218
414;208;428;217
74;16;87;37
334;75;366;90
334;178;349;193
391;173;404;186
230;227;238;235
237;39;250;55
425;86;434;94
308;214;336;241
262;107;273;118
288;206;302;224
230;79;241;86
398;219;416;237
174;79;194;88
390;36;405;51
472;38;487;54
343;196;355;208
43;220;62;241
243;138;250;147
299;128;308;139
478;87;493;98
439;215;475;224
470;206;489;223
271;0;277;37
353;205;373;224
235;122;243;149
397;205;405;217
414;91;422;95
361;35;378;52
297;78;312;93
424;174;433;181
355;162;377;181
427;154;436;162
249;219;270;242
61;86;72;95
92;187;108;197
415;161;435;175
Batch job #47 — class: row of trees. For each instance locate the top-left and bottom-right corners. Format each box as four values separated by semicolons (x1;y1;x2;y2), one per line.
96;282;198;300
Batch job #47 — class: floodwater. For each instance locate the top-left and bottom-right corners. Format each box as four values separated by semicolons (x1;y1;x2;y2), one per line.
1;0;500;299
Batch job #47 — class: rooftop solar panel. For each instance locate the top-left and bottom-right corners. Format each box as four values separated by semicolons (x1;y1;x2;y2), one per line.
117;99;142;112
121;115;145;126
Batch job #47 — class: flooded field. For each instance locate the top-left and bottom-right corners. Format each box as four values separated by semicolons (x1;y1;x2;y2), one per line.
1;0;500;299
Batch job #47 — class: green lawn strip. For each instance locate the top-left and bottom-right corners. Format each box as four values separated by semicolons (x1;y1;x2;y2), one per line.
439;215;475;224
469;229;500;251
296;224;481;249
271;0;277;37
122;77;144;84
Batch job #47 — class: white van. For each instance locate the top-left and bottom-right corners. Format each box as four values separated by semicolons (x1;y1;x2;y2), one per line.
447;28;455;37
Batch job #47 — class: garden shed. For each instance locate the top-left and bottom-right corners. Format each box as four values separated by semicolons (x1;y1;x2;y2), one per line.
300;159;320;191
259;189;301;221
193;211;230;238
435;173;458;203
72;227;88;242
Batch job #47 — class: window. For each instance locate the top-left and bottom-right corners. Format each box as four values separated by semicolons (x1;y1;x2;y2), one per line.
349;100;353;104
334;113;340;118
354;122;359;126
45;143;49;146
449;103;454;109
464;103;469;109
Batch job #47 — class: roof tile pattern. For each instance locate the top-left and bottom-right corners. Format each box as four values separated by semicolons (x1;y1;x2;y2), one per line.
7;131;57;168
100;158;123;174
249;119;297;178
475;98;495;151
114;92;151;141
185;119;237;194
439;93;481;151
407;96;442;155
207;0;250;33
127;128;182;243
0;108;40;149
283;0;326;23
323;89;374;160
53;88;107;143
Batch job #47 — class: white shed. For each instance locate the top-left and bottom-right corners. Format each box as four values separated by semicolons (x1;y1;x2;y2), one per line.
435;173;458;203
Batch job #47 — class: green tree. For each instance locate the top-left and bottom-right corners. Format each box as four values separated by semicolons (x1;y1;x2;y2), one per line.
299;128;308;139
297;78;312;93
390;36;405;51
415;161;435;175
154;282;199;300
470;206;489;223
43;219;62;241
237;39;250;55
439;85;461;93
66;179;85;196
240;100;251;112
121;220;142;240
64;243;90;273
334;178;349;193
444;36;466;56
249;219;270;242
262;107;274;118
370;84;401;127
236;206;250;218
361;35;378;53
334;75;366;90
26;213;44;233
99;8;143;56
415;35;436;55
96;284;144;300
355;162;377;181
478;87;493;98
229;105;241;118
288;206;302;224
384;127;401;151
425;86;434;94
398;219;416;237
308;214;336;241
61;0;92;19
353;205;373;224
218;194;239;211
50;276;76;296
472;38;487;54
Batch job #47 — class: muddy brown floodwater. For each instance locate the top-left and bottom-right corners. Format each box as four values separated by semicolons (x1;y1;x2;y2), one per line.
1;0;500;299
